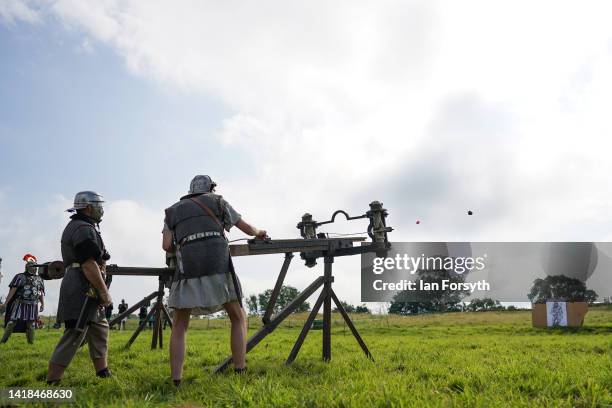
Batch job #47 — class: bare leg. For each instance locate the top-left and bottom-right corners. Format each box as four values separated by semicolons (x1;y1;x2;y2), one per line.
169;308;190;381
223;301;247;369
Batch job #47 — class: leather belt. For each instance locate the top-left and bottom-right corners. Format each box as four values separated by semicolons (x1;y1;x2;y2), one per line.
179;231;222;246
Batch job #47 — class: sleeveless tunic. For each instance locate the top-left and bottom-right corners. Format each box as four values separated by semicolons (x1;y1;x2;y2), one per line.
164;193;242;315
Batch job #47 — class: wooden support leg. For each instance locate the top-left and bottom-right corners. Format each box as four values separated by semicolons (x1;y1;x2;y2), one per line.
151;282;164;349
151;278;166;349
109;292;157;328
215;276;325;373
322;256;333;361
330;289;373;360
126;305;156;349
285;288;326;364
157;306;163;349
161;304;173;329
262;253;293;324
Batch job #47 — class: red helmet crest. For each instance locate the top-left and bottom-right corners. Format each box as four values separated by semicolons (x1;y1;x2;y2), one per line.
23;253;37;263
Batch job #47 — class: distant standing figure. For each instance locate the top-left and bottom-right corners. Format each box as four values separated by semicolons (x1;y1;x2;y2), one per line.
162;175;268;385
1;254;45;344
139;305;148;328
118;299;128;330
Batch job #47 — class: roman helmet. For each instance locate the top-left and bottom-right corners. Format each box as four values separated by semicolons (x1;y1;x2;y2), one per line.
23;253;37;274
67;191;105;222
188;175;217;195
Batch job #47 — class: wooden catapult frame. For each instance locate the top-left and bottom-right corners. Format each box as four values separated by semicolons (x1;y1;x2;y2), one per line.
105;201;392;372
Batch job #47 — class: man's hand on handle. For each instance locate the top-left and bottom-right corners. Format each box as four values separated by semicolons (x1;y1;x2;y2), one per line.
82;258;112;307
255;229;268;239
99;290;113;307
236;218;269;239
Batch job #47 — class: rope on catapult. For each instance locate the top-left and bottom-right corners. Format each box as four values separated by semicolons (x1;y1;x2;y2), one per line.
322;231;369;237
228;238;251;243
228;231;368;242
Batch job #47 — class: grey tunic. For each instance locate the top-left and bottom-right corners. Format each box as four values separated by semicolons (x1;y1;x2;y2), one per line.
57;214;108;324
164;193;242;315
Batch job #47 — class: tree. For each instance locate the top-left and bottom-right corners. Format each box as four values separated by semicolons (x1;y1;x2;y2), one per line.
333;302;371;314
528;275;598;304
333;301;355;313
388;265;470;315
355;304;371;314
467;298;502;312
246;295;259;316
257;285;310;314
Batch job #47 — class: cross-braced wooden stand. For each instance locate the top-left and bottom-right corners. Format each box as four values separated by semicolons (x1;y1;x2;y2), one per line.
106;266;174;349
215;237;385;372
215;201;392;372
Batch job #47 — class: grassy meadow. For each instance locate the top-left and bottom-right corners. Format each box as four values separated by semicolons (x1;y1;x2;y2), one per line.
0;306;610;407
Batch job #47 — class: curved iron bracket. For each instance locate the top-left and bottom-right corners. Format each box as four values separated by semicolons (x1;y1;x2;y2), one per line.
315;210;367;227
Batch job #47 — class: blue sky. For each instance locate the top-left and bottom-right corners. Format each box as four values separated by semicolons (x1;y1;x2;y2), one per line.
0;16;259;310
1;1;612;310
0;19;248;209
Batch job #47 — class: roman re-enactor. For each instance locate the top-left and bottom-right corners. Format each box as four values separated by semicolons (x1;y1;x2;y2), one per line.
117;299;128;330
0;254;45;344
162;175;268;385
47;191;113;384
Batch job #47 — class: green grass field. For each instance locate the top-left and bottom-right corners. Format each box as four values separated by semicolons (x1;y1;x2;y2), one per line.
1;306;611;407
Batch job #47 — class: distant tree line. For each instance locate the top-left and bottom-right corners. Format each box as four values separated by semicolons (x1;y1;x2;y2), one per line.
388;297;519;315
246;286;371;316
333;300;371;314
246;285;310;316
387;273;600;316
388;264;471;315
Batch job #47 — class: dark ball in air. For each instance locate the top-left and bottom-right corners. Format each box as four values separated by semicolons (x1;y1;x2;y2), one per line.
467;210;473;215
416;220;420;225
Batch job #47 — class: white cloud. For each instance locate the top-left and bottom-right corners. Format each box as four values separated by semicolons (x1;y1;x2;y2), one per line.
31;1;612;224
0;0;41;24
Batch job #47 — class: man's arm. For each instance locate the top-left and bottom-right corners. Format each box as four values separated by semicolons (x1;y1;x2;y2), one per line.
236;218;267;238
162;230;175;252
81;258;112;306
